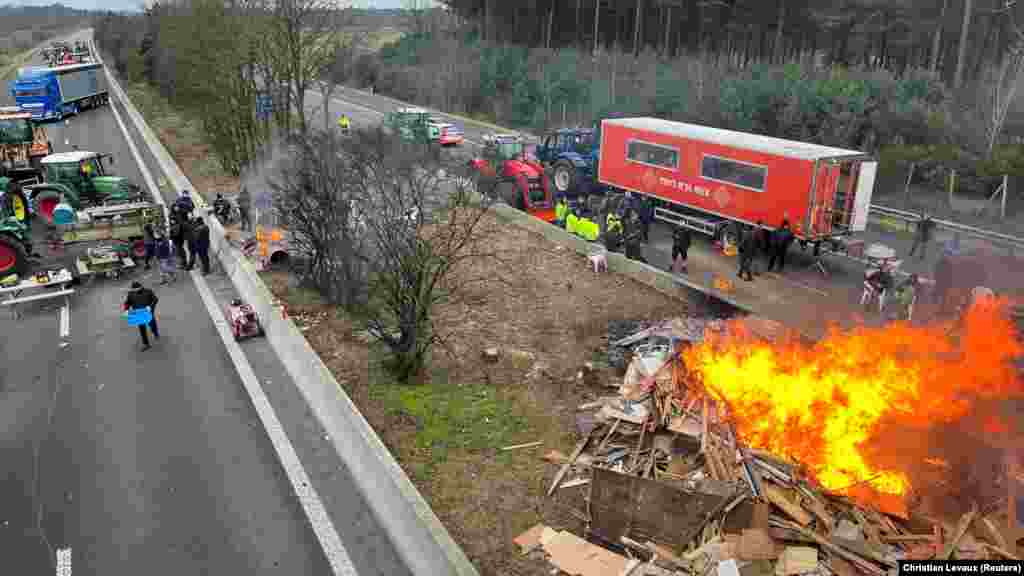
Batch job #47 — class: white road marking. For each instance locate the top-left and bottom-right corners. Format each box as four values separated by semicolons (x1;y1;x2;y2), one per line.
59;303;69;339
98;39;357;575
55;547;71;575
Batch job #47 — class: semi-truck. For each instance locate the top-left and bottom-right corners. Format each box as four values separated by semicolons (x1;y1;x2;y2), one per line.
9;63;109;121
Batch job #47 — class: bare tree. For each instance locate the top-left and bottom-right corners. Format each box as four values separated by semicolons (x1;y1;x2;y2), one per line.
273;126;495;382
270;129;369;308
262;0;345;135
348;129;495;381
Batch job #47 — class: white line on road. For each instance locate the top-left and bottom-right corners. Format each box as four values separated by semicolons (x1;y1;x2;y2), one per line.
99;41;357;575
59;303;69;339
55;547;71;575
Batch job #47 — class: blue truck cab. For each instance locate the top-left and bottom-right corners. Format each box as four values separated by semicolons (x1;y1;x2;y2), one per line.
9;63;109;121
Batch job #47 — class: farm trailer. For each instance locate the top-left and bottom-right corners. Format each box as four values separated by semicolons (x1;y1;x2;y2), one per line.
596;117;877;255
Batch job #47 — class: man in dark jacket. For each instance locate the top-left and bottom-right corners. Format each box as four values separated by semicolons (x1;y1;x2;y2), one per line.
752;220;769;276
142;223;156;270
737;226;755;281
767;219;794;273
192;216;211;275
237;186;252;231
123;280;160;351
909;212;935;260
637;196;653;243
170;218;188;269
671;226;691;274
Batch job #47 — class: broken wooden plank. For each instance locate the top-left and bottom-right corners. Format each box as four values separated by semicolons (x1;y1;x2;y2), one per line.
502;441;542;451
598;418;622;452
980;515;1011;551
774;546;817;576
981;542;1020;560
548;434;592;496
763;484;812;527
544;529;631;575
942;504;979;560
559;478;591;490
777;520;893;575
631;418;648;471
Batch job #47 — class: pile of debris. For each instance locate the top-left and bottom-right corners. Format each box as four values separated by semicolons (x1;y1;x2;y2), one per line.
516;316;1020;576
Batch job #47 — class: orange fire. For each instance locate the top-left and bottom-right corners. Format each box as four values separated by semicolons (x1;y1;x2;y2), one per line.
682;297;1023;501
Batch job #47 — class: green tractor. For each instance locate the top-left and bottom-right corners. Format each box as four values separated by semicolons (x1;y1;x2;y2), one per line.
0;182;32;276
25;150;143;227
383;107;442;146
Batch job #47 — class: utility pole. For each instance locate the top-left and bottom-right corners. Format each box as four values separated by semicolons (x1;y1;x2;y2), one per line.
953;0;973;89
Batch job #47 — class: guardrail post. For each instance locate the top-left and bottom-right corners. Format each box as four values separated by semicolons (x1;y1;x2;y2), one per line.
948;169;957;209
1002;174;1009;220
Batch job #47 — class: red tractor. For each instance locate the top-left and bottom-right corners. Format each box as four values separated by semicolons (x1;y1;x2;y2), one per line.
469;134;555;222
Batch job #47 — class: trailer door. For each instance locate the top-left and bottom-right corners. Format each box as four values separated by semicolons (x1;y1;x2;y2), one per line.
810;161;840;237
850;161;876;232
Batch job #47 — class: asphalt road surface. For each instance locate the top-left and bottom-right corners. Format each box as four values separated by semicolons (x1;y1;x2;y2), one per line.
2;32;410;575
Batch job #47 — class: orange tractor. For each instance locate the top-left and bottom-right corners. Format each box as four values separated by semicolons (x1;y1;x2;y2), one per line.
469;133;555;222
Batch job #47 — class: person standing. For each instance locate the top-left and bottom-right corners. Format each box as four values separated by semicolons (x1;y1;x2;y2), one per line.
909;212;935;261
169;217;187;269
237;186;252;232
737;225;755;282
183;217;197;271
671;226;691;274
174;190;195;220
752;220;769;276
155;232;176;284
142;223;156;271
637;195;653;244
192;216;211;275
123;280;160;351
767;219;794;273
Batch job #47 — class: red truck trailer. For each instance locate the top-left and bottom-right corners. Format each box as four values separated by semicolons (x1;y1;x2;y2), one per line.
597;117;877;254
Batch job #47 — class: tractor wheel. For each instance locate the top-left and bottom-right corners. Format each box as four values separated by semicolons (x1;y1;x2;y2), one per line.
33;189;62;226
0;234;29;276
552;160;577;194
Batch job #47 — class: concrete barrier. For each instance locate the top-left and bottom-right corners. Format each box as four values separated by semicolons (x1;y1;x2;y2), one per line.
99;46;479;576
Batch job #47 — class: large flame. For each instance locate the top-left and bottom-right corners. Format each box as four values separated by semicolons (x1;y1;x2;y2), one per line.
682;298;1023;502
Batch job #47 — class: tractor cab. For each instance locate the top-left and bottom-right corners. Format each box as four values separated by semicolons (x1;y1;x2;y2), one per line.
472;134;555;222
535;127;599;197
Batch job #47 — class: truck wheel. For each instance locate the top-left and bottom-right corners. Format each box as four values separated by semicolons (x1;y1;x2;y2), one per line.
553;160;576;194
33;190;61;226
0;234;28;276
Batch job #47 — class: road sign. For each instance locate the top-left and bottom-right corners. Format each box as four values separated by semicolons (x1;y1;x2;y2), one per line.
256;92;275;120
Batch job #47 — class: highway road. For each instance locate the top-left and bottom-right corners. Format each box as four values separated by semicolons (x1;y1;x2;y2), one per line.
1;32;410;574
310;86;1024;301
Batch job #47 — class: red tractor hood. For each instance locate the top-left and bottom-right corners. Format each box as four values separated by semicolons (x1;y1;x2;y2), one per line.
503;158;543;179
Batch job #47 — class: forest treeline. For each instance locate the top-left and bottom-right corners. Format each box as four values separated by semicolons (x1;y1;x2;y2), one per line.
95;1;1024;199
0;4;96;52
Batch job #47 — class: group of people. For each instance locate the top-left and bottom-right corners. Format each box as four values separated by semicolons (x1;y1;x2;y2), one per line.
734;219;797;281
553;192;654;263
141;190;213;281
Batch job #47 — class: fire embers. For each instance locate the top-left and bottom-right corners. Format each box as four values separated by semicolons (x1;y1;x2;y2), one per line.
681;297;1024;512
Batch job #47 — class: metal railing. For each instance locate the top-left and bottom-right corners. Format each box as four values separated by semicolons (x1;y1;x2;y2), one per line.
868;203;1024;251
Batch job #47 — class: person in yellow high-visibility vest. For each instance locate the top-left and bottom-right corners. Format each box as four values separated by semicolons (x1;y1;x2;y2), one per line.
565;209;579;236
337;114;351;131
554;196;568;227
605;211;624;250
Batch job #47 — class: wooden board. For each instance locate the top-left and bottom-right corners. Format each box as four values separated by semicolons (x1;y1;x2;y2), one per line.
588;467;727;550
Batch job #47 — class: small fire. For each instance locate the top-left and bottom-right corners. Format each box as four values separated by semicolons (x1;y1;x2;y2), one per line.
683;297;1023;502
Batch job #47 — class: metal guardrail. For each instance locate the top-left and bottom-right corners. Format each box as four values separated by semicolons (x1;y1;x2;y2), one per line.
868;203;1024;251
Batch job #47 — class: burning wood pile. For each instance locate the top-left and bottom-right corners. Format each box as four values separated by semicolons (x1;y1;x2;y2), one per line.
519;303;1024;576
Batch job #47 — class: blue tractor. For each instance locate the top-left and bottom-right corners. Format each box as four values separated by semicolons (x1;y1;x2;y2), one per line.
534;127;601;198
